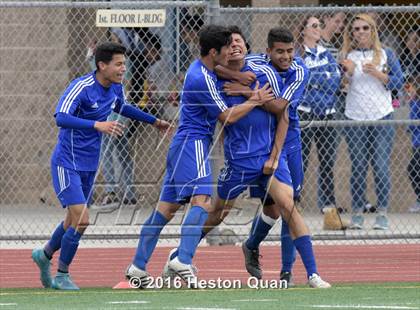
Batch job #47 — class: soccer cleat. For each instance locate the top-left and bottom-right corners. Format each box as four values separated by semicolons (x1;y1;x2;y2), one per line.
167;257;200;288
280;271;294;288
241;242;262;279
349;214;364;230
31;248;52;288
162;248;178;281
308;273;331;288
51;272;79;290
373;215;389;230
125;264;153;289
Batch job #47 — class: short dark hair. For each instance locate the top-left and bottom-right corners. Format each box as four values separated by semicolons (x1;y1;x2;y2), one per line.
95;42;126;70
227;25;251;51
199;24;232;56
267;27;294;48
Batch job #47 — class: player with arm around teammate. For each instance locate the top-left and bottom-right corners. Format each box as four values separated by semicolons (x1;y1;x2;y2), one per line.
124;25;275;289
31;42;171;290
216;27;331;288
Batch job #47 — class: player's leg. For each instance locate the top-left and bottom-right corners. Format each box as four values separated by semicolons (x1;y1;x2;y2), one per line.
267;177;330;288
32;165;87;289
163;194;235;270
125;163;181;287
126;199;181;288
52;170;95;290
280;147;303;282
167;157;248;287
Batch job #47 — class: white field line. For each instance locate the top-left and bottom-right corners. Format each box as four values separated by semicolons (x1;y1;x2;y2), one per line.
232;299;279;302
307;305;419;309
107;300;150;304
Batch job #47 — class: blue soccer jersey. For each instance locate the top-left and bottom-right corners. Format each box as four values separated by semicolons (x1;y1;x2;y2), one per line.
219;61;282;161
175;59;228;142
51;71;125;171
246;54;309;150
159;60;230;203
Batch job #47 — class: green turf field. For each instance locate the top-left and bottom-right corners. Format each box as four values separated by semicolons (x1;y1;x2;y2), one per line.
1;283;419;310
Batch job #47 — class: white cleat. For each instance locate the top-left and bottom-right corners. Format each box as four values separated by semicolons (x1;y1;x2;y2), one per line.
125;264;153;289
167;257;201;289
161;248;178;286
308;273;331;288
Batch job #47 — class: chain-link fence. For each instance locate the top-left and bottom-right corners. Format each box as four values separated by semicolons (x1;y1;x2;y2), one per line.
1;1;419;243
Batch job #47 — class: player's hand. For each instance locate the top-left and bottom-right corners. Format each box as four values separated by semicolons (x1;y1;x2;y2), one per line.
263;157;278;175
249;81;275;106
94;121;125;137
154;119;174;135
223;82;251;97
236;71;257;86
340;59;355;75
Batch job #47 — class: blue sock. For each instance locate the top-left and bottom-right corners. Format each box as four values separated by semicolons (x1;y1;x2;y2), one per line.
178;206;208;264
58;227;82;273
245;213;275;250
169;230;206;261
293;235;318;278
280;220;296;273
44;221;66;259
133;210;168;270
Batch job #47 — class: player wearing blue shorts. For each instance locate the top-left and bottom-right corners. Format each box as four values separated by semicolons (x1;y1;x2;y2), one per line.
208;27;331;288
124;25;274;288
31;42;171;290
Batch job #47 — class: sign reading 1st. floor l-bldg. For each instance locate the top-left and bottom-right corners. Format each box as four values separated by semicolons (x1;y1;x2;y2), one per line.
96;9;166;28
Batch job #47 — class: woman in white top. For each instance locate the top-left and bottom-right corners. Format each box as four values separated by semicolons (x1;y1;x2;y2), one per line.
340;13;404;230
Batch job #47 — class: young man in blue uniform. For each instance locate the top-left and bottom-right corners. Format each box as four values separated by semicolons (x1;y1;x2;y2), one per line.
124;25;274;288
31;42;171;290
206;27;330;288
242;28;330;288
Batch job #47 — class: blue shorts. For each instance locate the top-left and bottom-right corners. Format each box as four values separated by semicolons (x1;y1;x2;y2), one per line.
159;138;213;204
217;152;292;201
249;145;303;201
51;163;96;208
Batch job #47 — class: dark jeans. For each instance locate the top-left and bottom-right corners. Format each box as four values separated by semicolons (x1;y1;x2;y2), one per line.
408;146;420;201
344;114;395;212
300;112;338;210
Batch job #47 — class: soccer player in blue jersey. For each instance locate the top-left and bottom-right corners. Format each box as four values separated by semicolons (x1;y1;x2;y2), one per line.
242;28;331;288
31;42;171;290
124;25;274;288
205;27;330;288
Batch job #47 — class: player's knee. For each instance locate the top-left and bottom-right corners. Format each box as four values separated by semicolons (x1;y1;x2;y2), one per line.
260;195;275;207
262;204;281;220
191;195;212;210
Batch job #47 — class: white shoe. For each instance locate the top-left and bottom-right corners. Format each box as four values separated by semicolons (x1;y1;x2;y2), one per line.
162;248;178;283
167;257;200;288
125;264;153;289
308;273;331;288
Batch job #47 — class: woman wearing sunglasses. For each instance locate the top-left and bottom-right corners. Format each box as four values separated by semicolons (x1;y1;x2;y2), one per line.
340;14;404;230
296;16;342;222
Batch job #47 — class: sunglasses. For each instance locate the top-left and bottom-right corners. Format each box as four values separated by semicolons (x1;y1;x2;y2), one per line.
353;25;370;32
306;23;323;29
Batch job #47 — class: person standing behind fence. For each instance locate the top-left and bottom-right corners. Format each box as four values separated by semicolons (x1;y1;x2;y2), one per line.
296;16;341;217
340;14;404;230
404;37;420;213
31;42;171;290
